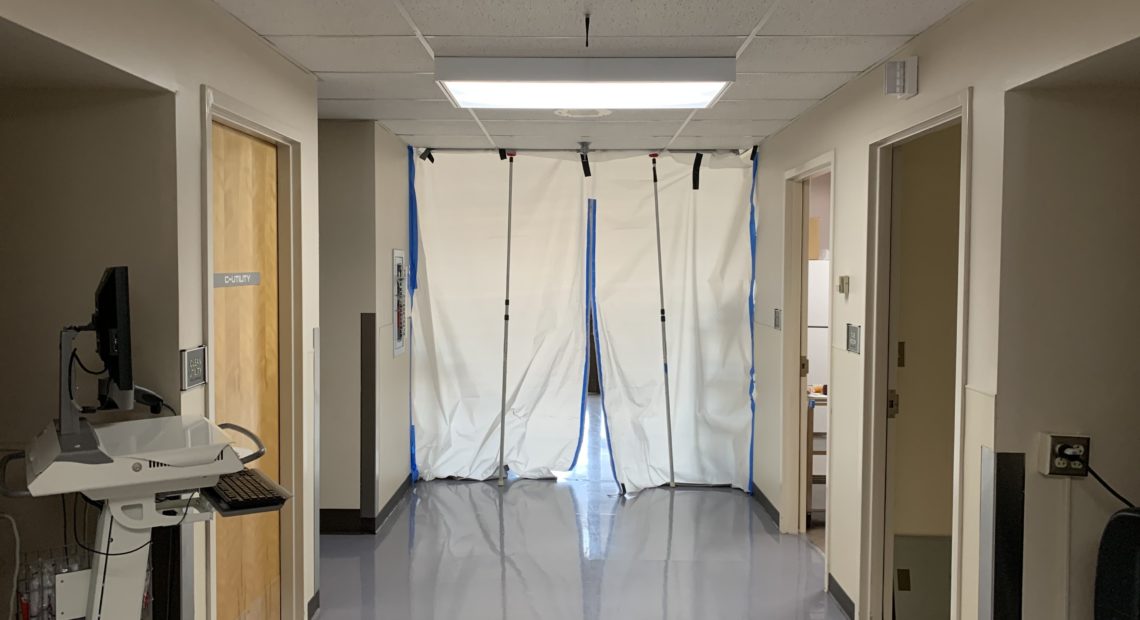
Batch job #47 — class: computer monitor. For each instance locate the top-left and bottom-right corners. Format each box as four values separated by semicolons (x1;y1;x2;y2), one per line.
93;266;133;394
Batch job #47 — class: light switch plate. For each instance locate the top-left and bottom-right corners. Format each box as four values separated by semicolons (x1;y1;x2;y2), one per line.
181;346;207;390
773;308;782;330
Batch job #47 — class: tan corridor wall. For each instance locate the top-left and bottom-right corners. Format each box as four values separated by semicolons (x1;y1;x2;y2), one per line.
319;120;410;516
1000;85;1140;619
750;0;1140;616
0;0;320;614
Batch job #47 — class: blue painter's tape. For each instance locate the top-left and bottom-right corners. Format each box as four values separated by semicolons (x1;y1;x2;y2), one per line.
407;146;419;482
747;153;759;494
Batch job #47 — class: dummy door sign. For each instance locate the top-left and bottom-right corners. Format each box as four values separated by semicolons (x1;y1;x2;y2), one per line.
213;272;261;287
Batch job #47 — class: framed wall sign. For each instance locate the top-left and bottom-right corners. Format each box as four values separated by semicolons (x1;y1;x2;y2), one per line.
393;249;407;356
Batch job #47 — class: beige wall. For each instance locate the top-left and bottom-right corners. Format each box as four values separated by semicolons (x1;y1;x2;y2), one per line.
1000;86;1140;619
373;126;412;506
318;120;410;514
0;0;320;614
751;0;1140;615
318;121;375;509
890;125;960;538
0;87;177;620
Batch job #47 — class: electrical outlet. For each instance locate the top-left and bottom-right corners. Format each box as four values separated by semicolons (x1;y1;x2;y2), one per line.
1038;433;1090;477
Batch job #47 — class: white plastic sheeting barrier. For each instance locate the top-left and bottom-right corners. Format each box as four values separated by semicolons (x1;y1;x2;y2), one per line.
411;151;756;491
411;153;588;480
591;153;755;492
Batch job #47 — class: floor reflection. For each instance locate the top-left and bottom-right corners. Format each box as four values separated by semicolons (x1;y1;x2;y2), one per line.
320;398;847;620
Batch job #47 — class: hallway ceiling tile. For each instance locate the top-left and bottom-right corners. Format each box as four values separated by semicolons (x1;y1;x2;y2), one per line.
695;99;817;120
761;0;967;36
427;35;745;57
266;35;432;72
380;120;487;136
316;72;445;100
213;0;969;150
214;0;412;35
404;0;776;37
319;99;472;121
724;72;858;100
737;36;911;73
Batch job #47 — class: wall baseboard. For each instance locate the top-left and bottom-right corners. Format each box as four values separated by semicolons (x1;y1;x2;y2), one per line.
319;475;413;535
319;508;368;534
749;482;780;524
307;591;320;619
371;474;413;533
828;573;855;619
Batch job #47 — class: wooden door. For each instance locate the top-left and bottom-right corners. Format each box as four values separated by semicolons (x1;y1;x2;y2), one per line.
211;121;281;620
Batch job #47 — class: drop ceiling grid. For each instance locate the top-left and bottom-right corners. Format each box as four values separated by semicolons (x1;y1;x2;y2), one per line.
402;0;779;37
212;0;970;150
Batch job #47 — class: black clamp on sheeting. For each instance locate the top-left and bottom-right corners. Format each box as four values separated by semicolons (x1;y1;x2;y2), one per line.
692;152;703;190
419;148;435;163
580;151;592;177
750;145;758;161
499;148;507;160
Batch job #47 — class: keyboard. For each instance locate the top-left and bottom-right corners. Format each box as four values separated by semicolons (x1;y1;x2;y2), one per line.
203;467;289;516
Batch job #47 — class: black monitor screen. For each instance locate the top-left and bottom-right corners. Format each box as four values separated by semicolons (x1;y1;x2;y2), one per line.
94;266;133;391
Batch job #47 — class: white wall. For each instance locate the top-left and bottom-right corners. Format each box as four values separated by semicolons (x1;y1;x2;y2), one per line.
999;86;1140;620
750;0;1140;615
0;1;320;614
318;120;410;515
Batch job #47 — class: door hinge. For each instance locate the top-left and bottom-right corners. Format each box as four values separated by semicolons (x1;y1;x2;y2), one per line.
800;356;810;378
887;389;900;418
897;341;906;368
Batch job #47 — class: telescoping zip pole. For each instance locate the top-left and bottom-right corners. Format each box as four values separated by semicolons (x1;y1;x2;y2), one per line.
649;154;677;488
498;152;516;487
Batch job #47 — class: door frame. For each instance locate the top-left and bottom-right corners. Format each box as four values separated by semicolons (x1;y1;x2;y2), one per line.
198;85;306;620
860;88;973;620
780;151;836;550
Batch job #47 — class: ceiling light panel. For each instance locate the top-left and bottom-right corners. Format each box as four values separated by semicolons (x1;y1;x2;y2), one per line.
436;57;735;109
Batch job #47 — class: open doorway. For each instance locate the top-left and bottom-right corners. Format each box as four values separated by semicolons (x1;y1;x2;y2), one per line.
799;171;832;553
882;121;962;619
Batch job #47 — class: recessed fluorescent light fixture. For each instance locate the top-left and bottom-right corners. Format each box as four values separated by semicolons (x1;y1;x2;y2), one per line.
435;57;735;110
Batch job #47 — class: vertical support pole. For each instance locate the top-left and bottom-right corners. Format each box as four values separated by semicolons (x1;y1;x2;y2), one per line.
498;154;515;486
650;154;677;488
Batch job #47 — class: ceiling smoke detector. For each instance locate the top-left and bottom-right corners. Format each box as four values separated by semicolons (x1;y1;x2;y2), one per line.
555;108;613;118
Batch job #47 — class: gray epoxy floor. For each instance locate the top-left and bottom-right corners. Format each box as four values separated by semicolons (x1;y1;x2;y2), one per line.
320;398;847;620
